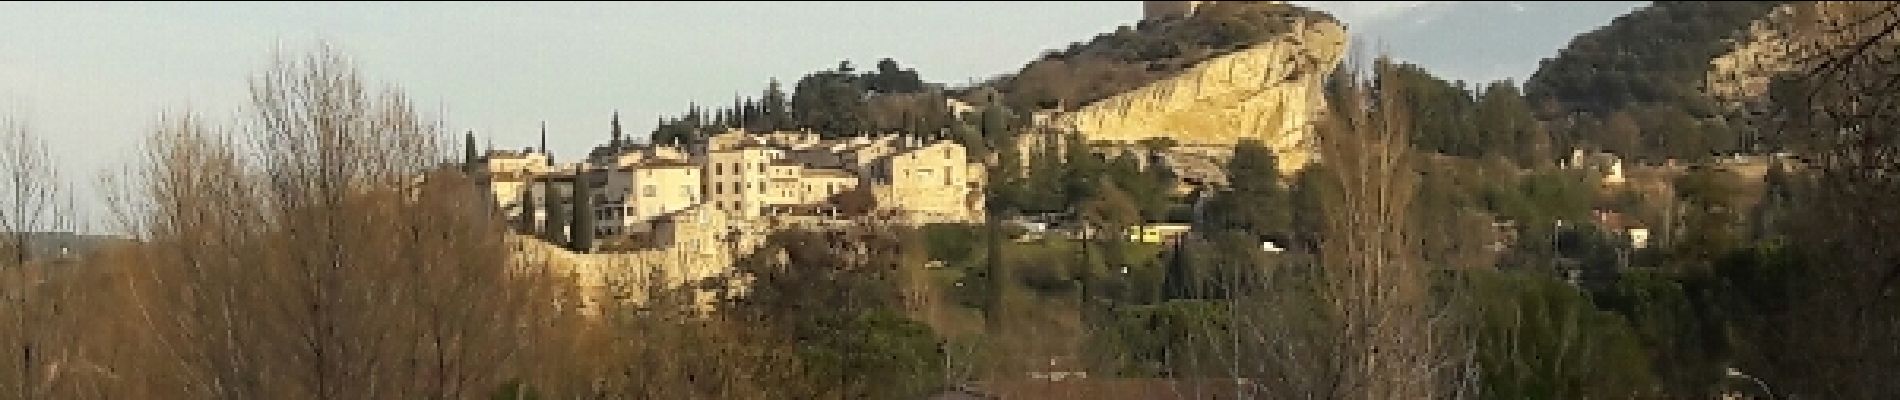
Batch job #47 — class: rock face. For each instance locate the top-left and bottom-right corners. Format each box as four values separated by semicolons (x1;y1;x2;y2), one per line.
1049;16;1347;174
1707;5;1805;108
1708;2;1899;110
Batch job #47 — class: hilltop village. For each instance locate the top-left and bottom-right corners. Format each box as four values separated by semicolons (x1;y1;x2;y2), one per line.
464;114;993;308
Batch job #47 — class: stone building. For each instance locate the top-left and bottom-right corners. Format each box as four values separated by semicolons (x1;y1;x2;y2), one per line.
593;161;702;237
1142;1;1209;22
866;139;987;223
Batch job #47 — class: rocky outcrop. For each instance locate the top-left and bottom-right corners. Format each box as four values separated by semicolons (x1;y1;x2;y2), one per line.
1049;16;1347;174
1708;2;1900;110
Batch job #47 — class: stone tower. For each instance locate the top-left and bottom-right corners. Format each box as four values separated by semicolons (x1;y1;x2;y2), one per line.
1143;1;1209;22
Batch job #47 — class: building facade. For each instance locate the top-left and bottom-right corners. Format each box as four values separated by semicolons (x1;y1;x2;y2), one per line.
867;139;987;223
594;161;702;237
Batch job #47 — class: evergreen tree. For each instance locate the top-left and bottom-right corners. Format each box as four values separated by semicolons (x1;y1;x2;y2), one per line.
740;98;759;132
950;121;988;162
728;96;744;129
1202;140;1289;240
1287;163;1329;252
517;184;537;234
1060;132;1103;207
1475;81;1542;166
791;67;868;138
463;130;478;173
651;117;681;146
542;184;568;245
763;78;791;131
979;104;1012;144
685;102;702;128
610;111;623;146
570;183;594;252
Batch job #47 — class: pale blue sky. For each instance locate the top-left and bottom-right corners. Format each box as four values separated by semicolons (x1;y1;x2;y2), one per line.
0;1;1643;233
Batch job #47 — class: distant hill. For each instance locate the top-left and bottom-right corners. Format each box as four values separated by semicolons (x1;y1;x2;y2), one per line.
1524;1;1787;159
1527;1;1787;118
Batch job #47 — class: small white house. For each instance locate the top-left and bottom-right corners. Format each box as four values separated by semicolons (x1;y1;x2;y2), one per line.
1261;241;1285;253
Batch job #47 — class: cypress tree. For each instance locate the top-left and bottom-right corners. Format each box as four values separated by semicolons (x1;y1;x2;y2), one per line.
517;184;538;234
570;184;595;252
463;130;478;173
543;184;568;245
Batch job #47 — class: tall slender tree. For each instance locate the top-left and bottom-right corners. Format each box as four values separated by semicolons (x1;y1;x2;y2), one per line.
518;184;537;234
464;130;479;173
543;183;568;245
0;115;72;400
570;183;594;252
610;111;623;147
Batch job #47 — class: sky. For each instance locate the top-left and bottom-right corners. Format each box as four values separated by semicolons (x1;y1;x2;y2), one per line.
0;1;1644;233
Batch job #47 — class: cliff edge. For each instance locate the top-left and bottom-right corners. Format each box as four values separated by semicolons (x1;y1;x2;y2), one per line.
1049;15;1347;173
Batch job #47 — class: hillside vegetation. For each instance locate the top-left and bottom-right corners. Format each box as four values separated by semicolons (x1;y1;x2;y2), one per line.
1526;1;1787;160
989;1;1337;113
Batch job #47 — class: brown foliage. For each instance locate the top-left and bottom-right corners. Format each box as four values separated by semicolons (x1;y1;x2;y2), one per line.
1744;2;1900;397
98;45;560;400
0;116;76;399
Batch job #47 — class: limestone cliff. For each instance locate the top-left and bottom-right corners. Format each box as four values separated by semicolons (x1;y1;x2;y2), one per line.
1708;1;1900;110
1049;16;1347;174
1707;5;1806;107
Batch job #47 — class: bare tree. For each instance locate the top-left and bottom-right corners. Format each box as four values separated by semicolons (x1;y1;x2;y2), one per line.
1139;56;1478;400
1250;56;1475;399
120;44;559;399
0;115;75;399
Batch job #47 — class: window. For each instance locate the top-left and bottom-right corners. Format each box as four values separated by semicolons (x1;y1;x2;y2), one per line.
758;163;765;173
642;185;656;197
714;163;722;175
715;183;723;195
